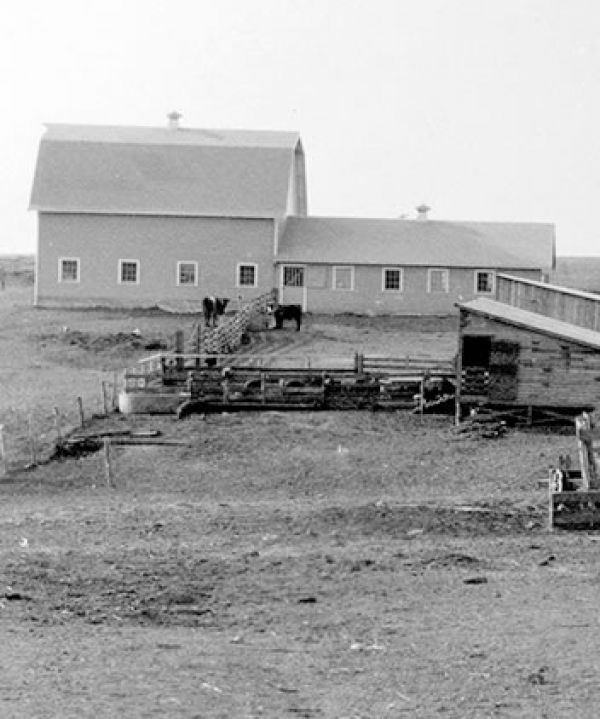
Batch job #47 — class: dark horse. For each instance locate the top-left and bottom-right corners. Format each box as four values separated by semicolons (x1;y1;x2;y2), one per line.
202;296;230;327
267;302;302;331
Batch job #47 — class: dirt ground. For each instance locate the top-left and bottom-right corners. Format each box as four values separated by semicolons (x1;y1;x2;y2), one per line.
1;281;599;718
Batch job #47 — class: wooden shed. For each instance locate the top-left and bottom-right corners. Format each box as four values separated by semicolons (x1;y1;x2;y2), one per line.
456;297;600;421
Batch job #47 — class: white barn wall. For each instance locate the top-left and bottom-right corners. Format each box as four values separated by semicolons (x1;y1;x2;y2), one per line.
299;264;542;315
36;213;276;308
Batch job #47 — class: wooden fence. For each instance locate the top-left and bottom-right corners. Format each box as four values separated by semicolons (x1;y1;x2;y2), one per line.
497;274;600;332
187;290;276;356
123;351;455;393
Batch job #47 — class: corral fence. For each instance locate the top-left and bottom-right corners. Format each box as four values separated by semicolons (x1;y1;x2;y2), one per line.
187;290;276;356
123;351;456;393
0;373;121;477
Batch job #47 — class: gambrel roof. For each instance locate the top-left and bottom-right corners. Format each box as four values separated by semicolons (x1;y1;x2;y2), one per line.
30;124;304;218
278;216;555;269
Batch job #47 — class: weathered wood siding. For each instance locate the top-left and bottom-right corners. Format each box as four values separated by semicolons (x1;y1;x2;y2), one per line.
497;274;600;332
459;310;600;408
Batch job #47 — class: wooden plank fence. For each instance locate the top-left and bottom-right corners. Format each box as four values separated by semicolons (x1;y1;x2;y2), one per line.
123;350;455;393
188;290;276;356
497;274;600;332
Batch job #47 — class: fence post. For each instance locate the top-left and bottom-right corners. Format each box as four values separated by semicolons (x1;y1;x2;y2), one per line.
0;425;7;475
27;414;38;466
112;370;119;409
174;330;185;371
77;396;85;427
101;381;110;416
103;438;115;487
53;407;62;443
355;352;364;374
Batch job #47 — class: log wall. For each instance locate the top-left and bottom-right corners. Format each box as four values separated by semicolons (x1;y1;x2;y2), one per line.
459;310;600;408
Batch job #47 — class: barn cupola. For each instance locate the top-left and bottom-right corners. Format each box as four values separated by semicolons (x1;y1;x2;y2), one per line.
167;110;182;129
416;203;431;221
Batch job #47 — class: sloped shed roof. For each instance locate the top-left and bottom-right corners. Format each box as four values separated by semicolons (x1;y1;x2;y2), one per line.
278;216;555;269
459;297;600;350
30;124;302;218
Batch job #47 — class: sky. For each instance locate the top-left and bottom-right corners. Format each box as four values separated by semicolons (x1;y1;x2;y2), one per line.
2;0;600;256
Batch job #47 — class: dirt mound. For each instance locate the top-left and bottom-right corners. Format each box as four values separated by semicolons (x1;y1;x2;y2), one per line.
56;329;168;353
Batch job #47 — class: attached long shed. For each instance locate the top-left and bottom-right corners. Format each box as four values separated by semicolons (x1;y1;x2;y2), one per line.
456;297;600;419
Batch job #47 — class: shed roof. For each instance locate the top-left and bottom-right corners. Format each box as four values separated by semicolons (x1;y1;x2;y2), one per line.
29;123;302;218
459;297;600;350
277;217;555;269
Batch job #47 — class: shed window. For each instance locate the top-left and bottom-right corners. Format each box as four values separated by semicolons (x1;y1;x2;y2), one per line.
177;261;198;286
59;257;79;283
333;266;354;291
475;270;495;294
237;263;257;287
119;259;139;284
383;268;403;292
428;268;449;293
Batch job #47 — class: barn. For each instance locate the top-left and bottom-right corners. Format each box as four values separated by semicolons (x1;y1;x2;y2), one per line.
456;275;600;420
29;120;307;309
30;117;555;314
276;214;554;314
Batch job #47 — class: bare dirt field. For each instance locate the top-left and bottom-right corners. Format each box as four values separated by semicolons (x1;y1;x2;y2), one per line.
1;280;599;718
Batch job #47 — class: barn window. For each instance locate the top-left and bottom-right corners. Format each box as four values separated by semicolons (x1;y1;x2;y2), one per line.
427;268;449;293
475;270;495;294
237;263;257;287
333;266;354;291
177;261;198;286
383;268;403;292
283;266;305;287
59;257;80;283
118;259;139;284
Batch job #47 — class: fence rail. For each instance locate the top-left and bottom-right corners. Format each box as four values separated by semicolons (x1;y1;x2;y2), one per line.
124;351;456;392
188;290;276;356
497;274;600;332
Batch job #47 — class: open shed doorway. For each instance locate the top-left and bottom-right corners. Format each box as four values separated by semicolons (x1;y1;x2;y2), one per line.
462;335;492;368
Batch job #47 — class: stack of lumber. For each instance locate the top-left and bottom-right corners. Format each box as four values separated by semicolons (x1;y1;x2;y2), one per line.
454;409;507;439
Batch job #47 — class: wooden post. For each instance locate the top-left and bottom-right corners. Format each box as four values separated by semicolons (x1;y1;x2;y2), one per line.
53;407;62;442
548;472;554;531
77;396;85;427
454;346;463;427
0;425;7;476
355;352;364;375
195;322;201;369
174;329;185;371
27;414;38;466
260;371;266;405
112;370;119;409
101;381;110;416
103;438;114;487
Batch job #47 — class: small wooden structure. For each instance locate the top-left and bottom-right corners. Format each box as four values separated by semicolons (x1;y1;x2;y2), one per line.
549;413;600;529
456;296;600;423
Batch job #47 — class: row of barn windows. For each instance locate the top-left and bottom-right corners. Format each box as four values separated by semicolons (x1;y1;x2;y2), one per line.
58;259;259;288
284;266;496;294
58;259;496;296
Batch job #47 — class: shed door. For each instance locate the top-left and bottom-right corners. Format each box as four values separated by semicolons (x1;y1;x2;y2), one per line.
280;265;307;310
488;339;520;401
